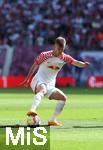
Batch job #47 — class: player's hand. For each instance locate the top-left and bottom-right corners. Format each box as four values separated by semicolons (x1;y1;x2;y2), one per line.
18;80;29;87
84;62;90;67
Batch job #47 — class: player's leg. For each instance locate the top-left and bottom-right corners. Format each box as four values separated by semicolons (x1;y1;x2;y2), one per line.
31;84;47;111
48;89;67;126
27;83;47;117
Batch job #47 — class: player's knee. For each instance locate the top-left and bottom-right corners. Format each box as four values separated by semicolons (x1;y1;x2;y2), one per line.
41;87;47;95
42;89;47;95
36;84;47;95
62;95;67;102
36;89;47;96
39;87;47;95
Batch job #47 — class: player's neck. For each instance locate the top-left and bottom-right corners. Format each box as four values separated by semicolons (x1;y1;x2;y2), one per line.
52;51;63;57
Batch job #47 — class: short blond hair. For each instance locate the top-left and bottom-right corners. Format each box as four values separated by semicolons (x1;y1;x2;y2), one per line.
55;36;66;49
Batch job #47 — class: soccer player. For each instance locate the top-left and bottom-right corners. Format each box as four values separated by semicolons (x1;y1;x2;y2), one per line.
20;37;90;126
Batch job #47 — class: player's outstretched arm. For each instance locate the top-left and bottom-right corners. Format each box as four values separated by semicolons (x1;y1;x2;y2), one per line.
19;63;39;87
72;60;90;68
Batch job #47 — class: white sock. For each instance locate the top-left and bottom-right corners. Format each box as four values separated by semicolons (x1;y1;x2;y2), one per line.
49;100;65;121
31;92;44;112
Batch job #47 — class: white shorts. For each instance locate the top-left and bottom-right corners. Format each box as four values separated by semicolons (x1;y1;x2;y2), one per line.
30;76;59;98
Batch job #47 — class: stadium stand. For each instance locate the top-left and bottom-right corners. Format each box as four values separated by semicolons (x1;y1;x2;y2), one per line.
0;0;103;87
0;0;103;49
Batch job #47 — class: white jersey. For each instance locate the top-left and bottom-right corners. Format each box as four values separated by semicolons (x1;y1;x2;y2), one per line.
34;50;74;86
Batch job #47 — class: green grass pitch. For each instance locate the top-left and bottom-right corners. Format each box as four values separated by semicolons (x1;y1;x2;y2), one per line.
0;88;103;150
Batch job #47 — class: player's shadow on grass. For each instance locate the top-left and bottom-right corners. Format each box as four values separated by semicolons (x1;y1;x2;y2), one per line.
56;125;103;129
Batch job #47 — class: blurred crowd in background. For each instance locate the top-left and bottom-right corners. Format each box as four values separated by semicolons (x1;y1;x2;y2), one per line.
0;0;103;86
0;0;103;50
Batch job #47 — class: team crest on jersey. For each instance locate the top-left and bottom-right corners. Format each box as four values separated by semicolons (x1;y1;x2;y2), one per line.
48;65;60;70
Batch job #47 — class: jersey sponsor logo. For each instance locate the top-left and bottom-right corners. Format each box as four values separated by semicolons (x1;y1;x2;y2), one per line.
48;65;60;70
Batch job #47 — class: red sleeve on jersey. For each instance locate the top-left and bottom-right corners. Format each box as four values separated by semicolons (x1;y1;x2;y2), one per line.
34;52;45;65
63;54;75;64
34;51;52;65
